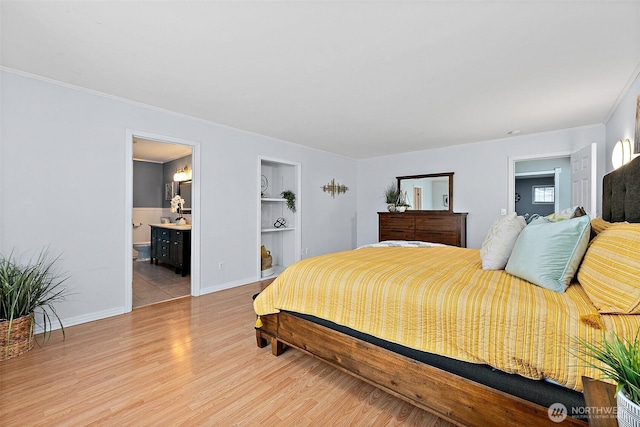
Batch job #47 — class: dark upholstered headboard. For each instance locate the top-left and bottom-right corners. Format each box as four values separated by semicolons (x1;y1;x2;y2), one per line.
602;155;640;223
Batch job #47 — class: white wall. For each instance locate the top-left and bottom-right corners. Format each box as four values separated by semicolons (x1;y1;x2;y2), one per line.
0;70;357;326
2;67;636;328
357;125;606;249
605;72;640;169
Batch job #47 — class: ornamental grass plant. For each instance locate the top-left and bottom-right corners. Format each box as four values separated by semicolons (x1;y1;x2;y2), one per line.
384;183;399;204
0;249;69;344
574;331;640;405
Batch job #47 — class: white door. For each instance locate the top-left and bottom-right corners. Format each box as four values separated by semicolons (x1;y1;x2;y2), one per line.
413;187;422;210
571;143;597;217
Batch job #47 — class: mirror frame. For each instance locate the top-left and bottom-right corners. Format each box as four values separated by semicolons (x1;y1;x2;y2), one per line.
396;172;454;212
178;180;192;214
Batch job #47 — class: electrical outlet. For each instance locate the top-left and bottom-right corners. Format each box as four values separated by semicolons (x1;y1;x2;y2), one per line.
500;209;507;216
218;261;224;270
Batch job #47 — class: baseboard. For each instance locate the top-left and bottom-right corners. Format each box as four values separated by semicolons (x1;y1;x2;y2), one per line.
199;276;257;295
34;307;125;334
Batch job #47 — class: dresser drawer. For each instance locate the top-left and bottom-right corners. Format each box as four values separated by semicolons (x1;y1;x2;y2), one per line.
379;215;415;230
415;215;458;230
380;229;415;241
414;231;459;246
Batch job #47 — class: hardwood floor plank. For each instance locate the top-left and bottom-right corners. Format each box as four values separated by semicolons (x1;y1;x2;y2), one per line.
0;282;453;426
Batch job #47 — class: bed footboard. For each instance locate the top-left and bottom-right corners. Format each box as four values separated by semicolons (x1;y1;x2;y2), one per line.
256;311;587;427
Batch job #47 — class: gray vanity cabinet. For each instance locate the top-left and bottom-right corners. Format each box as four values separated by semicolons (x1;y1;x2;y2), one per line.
150;225;191;277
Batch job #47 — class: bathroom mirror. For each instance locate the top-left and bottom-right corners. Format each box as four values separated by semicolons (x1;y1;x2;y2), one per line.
178;181;192;214
396;172;453;211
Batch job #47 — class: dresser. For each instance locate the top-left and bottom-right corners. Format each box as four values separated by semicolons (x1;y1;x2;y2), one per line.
378;211;468;247
150;225;191;276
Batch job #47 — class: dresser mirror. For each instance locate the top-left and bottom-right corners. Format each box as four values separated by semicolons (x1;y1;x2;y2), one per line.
178;181;192;214
396;172;453;211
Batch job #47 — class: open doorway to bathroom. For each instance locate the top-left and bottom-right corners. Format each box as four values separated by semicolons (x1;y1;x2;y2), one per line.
131;137;193;308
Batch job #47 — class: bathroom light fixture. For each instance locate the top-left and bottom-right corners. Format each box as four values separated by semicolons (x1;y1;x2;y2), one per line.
173;167;188;182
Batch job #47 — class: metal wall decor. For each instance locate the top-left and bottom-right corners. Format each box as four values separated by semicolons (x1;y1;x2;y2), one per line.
321;178;349;198
274;217;287;228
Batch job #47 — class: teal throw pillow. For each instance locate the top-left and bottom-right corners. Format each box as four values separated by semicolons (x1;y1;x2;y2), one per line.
505;215;591;292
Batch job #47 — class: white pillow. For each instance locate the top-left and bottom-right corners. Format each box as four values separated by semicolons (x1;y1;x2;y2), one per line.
480;213;527;270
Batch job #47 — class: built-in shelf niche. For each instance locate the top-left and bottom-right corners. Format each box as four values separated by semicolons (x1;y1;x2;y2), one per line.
258;156;301;280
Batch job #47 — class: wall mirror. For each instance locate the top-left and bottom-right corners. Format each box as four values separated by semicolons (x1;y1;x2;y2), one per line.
397;172;453;211
178;181;192;214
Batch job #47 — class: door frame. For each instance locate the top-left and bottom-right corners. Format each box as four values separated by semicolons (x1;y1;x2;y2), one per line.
508;151;571;215
125;129;202;312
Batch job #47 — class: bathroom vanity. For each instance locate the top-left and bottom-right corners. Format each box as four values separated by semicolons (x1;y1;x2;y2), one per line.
150;224;191;276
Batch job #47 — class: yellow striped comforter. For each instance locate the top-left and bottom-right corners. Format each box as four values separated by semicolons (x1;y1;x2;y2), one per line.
254;245;640;391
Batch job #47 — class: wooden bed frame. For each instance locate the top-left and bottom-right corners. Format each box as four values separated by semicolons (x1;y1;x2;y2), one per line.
255;312;587;426
255;156;640;426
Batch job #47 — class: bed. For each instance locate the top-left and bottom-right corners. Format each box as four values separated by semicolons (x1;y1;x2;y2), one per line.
254;156;640;426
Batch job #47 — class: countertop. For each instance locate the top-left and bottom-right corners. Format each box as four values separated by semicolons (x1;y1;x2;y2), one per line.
150;223;192;231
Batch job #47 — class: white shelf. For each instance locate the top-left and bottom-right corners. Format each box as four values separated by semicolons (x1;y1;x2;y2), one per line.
261;264;287;278
261;227;295;233
258;156;301;281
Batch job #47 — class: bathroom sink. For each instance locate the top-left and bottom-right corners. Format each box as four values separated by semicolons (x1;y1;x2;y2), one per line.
151;223;191;229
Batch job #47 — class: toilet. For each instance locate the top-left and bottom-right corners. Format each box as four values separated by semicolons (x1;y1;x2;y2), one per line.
133;242;151;261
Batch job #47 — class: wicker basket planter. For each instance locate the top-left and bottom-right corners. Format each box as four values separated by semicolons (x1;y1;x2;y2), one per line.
1;313;35;361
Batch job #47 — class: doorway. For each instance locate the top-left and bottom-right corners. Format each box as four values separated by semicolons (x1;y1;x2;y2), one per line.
125;130;201;313
508;145;596;218
515;164;566;218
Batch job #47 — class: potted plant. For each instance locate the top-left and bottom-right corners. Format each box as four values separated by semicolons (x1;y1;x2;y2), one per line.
0;249;68;360
170;195;186;225
384;183;399;212
575;331;640;425
281;190;296;213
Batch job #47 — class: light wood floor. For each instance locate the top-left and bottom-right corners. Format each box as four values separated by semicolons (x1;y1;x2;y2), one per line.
0;282;454;426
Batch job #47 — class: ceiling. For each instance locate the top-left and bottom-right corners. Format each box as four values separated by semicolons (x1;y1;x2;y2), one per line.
132;137;192;163
2;1;639;159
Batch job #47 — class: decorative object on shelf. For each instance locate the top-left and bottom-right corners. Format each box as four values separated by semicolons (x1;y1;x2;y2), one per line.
574;331;640;426
321;178;349;198
384;182;399;212
274;217;287;228
0;249;69;360
260;245;273;278
396;191;411;212
170;195;185;223
281;190;296;212
261;175;269;197
165;182;176;201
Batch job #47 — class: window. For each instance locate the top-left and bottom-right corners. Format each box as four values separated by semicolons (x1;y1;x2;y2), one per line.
533;185;555;203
